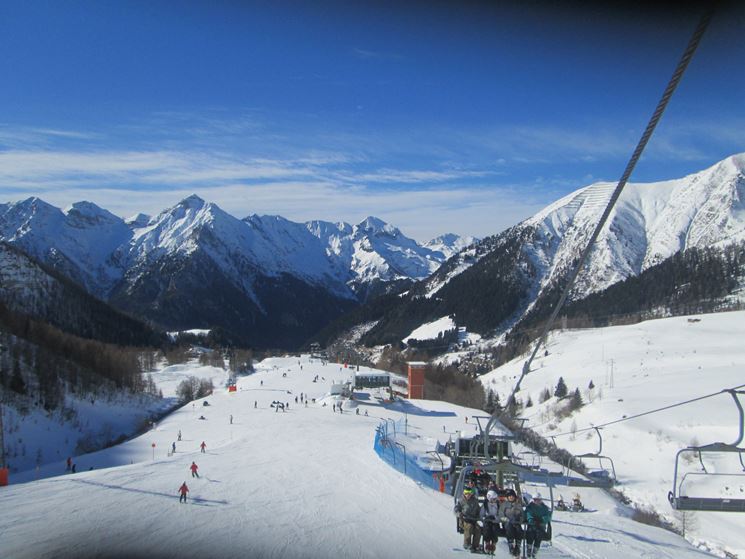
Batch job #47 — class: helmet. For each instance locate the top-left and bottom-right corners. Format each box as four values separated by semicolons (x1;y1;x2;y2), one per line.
506;489;517;499
486;490;498;501
463;487;475;495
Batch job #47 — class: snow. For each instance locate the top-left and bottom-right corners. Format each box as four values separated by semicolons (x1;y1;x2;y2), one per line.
166;329;212;340
480;310;745;558
403;315;456;343
0;353;723;559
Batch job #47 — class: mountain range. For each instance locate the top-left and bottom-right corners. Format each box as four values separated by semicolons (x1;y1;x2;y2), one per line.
326;153;745;348
0;196;473;347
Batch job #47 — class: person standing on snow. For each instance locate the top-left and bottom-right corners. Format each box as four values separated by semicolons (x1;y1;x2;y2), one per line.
230;414;233;425
200;441;206;453
177;429;182;441
481;490;501;555
499;489;524;557
66;457;72;471
525;494;552;558
172;442;176;454
179;482;189;503
454;487;481;552
190;462;199;478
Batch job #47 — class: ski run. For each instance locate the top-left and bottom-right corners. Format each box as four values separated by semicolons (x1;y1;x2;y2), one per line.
1;312;744;558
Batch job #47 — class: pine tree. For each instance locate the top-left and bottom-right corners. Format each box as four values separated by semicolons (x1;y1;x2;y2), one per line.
554;377;568;399
588;380;595;390
10;357;26;394
525;396;534;408
569;388;584;411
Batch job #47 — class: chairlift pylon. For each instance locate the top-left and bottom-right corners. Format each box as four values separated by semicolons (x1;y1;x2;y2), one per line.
668;389;745;512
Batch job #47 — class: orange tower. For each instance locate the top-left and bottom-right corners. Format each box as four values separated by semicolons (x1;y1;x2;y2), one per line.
407;361;426;399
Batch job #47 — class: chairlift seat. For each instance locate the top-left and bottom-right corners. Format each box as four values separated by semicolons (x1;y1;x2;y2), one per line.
669;494;745;513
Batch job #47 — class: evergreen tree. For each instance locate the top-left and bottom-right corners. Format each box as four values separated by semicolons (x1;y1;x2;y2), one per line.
554;376;568;399
588;380;595;390
9;358;26;394
569;388;584;411
525;396;534;408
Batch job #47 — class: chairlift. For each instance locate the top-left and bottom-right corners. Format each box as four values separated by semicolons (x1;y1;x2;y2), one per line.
668;389;745;512
561;427;617;488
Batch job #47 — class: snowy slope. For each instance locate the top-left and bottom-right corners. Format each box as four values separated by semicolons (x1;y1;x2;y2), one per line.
0;355;722;559
480;310;745;558
521;154;745;301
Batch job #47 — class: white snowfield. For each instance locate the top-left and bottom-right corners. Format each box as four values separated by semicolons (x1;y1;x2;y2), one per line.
0;356;723;559
481;310;745;558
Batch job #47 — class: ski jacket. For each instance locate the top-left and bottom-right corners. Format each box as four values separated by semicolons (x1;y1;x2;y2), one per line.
455;495;481;522
179;484;189;495
190;463;198;473
480;501;501;523
498;500;524;525
525;501;552;526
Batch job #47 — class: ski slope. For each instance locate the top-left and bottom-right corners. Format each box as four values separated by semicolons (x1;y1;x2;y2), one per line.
0;356;721;559
481;310;745;558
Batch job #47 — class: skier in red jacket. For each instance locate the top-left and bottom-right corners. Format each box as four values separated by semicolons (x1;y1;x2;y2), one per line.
179;482;189;503
190;462;199;478
200;441;206;453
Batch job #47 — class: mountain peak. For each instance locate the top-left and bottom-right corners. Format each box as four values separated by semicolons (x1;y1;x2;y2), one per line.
65;201;121;224
357;216;400;237
125;213;152;228
178;194;207;209
727;153;745;174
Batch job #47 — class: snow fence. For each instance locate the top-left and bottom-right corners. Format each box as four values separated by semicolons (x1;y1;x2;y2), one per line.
373;419;451;493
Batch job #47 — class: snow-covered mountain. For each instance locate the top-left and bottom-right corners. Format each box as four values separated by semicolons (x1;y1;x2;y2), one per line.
432;153;745;303
424;232;478;259
0;195;464;346
347;154;745;347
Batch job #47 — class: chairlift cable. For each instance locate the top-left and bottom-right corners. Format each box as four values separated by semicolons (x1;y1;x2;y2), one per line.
548;383;745;439
507;6;717;405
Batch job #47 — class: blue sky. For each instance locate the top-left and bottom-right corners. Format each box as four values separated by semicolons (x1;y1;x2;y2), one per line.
0;1;743;241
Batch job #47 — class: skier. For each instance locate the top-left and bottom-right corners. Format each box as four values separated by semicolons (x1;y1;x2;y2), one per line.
481;490;501;555
556;496;568;512
454;486;481;552
260;380;263;386
499;489;524;557
177;429;182;441
364;410;368;416
571;493;584;512
200;441;206;453
525;494;552;558
356;408;360;415
254;400;257;409
190;462;199;478
66;457;72;471
71;463;77;473
230;414;233;425
179;482;189;503
172;442;176;454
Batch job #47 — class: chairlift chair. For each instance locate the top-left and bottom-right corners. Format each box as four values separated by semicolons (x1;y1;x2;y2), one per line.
560;427;617;488
668;389;745;513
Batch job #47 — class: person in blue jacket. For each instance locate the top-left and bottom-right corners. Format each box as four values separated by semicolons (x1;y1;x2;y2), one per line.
525;493;552;558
